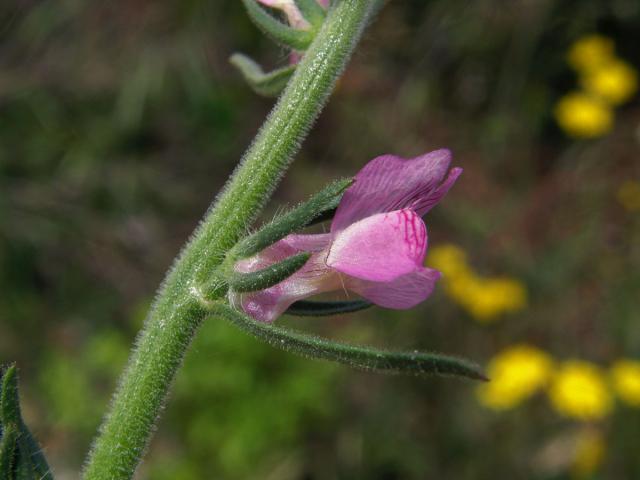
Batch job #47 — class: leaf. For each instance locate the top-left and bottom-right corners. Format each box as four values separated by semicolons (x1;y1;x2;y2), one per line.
212;303;487;381
229;54;296;97
286;299;372;316
233;178;352;259
242;0;314;50
227;252;311;293
0;365;54;480
0;426;18;479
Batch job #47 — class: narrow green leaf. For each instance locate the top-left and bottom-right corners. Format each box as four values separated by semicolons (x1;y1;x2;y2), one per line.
228;252;311;293
230;54;296;97
1;366;20;427
0;366;54;480
242;0;314;50
233;178;352;259
0;426;17;479
14;449;35;480
286;299;372;316
18;432;53;480
212;303;487;380
295;0;326;28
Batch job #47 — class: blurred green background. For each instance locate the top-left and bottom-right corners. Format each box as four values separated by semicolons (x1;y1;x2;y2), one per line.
1;0;640;478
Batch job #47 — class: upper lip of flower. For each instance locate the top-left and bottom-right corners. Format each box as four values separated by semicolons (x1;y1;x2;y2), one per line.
329;149;462;232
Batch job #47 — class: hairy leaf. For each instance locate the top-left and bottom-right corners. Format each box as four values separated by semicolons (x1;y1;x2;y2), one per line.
213;303;487;380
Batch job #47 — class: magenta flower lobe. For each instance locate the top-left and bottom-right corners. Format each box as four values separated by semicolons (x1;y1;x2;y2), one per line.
327;209;427;282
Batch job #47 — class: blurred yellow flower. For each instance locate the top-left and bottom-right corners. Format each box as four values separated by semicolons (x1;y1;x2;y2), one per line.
549;361;613;421
428;244;471;278
571;428;605;478
610;359;640;407
429;244;528;323
554;92;613;138
567;34;615;72
582;59;638;105
464;277;528;323
477;345;553;410
616;180;640;212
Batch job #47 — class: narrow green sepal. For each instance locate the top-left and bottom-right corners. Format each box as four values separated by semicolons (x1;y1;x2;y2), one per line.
242;0;314;50
286;299;372;316
228;252;311;293
295;0;326;28
230;54;296;97
306;206;336;226
0;366;54;480
233;178;352;260
212;303;487;381
200;273;229;302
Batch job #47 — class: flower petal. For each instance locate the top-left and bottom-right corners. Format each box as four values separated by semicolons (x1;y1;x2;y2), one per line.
236;233;332;273
231;247;340;322
230;287;287;323
281;233;332;253
331;149;458;232
326;209;427;282
347;267;441;309
257;0;309;29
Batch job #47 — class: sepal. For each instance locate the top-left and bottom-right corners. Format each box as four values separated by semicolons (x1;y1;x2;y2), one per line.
295;0;326;29
211;303;487;380
242;0;314;50
228;252;311;293
286;299;372;316
230;54;296;97
233;178;352;260
0;365;53;480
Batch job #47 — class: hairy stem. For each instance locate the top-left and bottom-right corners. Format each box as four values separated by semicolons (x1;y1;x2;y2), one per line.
82;1;378;479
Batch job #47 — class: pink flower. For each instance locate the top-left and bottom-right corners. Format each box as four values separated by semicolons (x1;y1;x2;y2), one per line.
230;149;462;322
257;0;310;29
257;0;329;64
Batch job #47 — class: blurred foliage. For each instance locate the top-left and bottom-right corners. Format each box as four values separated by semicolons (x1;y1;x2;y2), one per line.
1;0;640;479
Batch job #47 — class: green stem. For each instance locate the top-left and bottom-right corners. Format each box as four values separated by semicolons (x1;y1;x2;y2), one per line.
82;1;378;479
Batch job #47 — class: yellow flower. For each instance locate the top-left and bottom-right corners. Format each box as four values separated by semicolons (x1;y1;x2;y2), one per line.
429;244;528;322
428;244;471;278
477;345;553;410
616;180;640;212
567;35;615;72
549;361;613;421
554;92;613;138
444;271;480;302
571;428;606;478
610;359;640;407
582;59;638;105
465;277;528;323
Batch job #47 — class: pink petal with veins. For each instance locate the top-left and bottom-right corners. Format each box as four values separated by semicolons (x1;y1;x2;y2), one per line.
326;209;427;282
347;267;441;309
331;149;457;232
